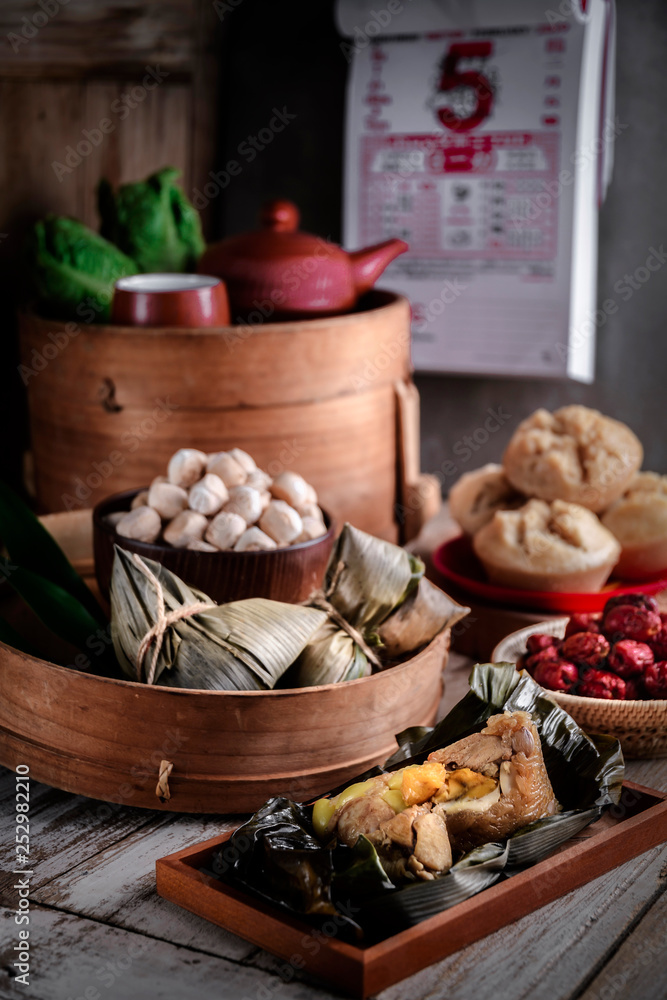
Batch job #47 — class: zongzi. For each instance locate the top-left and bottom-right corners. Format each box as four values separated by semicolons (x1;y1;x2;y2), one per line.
313;711;559;880
286;524;469;686
110;546;327;690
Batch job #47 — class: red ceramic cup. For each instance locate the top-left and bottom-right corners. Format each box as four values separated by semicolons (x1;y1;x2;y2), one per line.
111;273;230;327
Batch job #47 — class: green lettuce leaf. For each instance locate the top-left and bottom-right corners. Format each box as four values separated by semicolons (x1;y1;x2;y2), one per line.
24;216;136;321
98;167;205;273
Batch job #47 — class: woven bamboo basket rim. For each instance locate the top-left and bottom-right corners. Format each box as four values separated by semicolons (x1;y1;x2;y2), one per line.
493;618;667;726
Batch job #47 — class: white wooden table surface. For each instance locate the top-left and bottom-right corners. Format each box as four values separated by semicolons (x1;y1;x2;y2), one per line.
2;648;667;1000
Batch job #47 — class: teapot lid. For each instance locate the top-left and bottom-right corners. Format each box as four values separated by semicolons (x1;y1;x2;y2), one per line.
218;199;340;261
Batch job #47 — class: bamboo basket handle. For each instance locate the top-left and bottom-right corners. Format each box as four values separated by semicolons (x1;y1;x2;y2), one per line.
395;380;441;543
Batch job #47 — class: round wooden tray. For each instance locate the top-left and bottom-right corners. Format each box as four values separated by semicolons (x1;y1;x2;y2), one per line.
0;631;449;814
0;511;450;813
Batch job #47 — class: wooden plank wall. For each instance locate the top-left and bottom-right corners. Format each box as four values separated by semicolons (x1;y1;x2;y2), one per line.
0;0;223;496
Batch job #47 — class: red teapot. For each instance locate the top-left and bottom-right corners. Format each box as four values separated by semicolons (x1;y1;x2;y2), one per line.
198;199;408;321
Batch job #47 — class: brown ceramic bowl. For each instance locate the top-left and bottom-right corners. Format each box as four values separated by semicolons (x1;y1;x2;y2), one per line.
93;488;335;605
111;273;230;327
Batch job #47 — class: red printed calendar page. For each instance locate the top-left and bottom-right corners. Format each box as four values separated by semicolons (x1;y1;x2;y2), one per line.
342;12;604;380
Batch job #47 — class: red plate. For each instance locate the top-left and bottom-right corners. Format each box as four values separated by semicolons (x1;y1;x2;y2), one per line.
432;535;667;613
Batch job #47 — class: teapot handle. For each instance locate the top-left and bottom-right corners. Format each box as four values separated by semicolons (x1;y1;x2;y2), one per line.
260;199;300;233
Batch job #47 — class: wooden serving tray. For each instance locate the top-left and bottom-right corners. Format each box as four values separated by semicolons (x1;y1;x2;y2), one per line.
156;781;667;998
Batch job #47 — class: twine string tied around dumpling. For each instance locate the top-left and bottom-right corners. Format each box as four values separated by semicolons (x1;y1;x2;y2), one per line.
132;553;216;685
306;559;382;669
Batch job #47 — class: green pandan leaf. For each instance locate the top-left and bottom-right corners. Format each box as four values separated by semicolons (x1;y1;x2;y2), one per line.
0;480;106;626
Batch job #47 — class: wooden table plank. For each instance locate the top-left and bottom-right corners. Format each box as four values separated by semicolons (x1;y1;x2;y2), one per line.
246;845;667;999
0;774;156;902
0;904;332;1000
579;879;667;1000
31;811;256;962
377;843;667;1000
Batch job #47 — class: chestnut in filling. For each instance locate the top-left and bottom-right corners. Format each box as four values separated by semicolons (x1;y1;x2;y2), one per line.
313;710;559;881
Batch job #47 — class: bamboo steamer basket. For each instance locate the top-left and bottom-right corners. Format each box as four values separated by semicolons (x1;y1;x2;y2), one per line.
493;620;667;759
0;629;450;813
20;291;439;542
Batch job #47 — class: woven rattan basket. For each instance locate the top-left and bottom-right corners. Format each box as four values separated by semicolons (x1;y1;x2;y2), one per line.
493;619;667;759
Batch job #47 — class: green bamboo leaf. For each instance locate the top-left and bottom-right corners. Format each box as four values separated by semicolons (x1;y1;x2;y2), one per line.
0;480;106;625
3;559;106;659
326;524;424;630
292;524;440;687
110;547;328;689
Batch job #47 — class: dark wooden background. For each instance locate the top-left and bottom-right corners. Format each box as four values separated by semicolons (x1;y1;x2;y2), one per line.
1;0;665;501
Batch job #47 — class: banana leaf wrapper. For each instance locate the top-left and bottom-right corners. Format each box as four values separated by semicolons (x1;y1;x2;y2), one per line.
213;663;624;941
110;546;327;690
286;523;468;686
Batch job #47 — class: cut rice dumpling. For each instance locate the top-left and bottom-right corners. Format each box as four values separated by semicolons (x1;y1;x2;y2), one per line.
313;710;558;880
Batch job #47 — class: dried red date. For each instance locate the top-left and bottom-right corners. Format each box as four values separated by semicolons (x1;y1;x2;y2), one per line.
578;669;627;700
603;593;659;615
608;639;654;678
624;678;644;700
533;659;579;693
602;604;662;643
525;646;561;676
650;620;667;661
644;660;667;699
526;633;560;655
564;613;602;637
560;631;610;668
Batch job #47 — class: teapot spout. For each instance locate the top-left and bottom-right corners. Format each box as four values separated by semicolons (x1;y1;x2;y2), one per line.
348;238;409;296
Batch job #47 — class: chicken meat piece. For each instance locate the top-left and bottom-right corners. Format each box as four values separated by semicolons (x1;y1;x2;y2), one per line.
367;803;452;882
312;710;559;883
336;794;395;846
427;711;559;852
